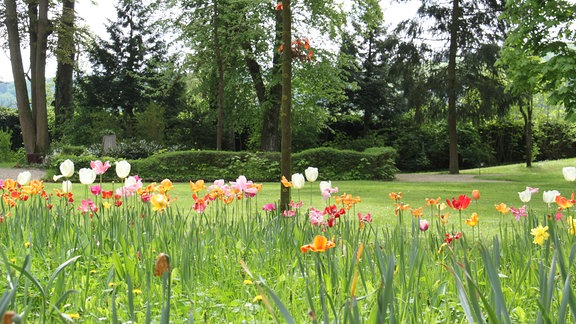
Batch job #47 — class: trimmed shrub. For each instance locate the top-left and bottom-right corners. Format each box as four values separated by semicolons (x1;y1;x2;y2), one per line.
122;147;398;182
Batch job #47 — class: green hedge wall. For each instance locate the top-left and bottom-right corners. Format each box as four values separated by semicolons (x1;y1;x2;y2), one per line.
47;147;398;182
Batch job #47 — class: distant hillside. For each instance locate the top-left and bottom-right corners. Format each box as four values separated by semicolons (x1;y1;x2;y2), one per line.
0;81;17;108
0;79;53;109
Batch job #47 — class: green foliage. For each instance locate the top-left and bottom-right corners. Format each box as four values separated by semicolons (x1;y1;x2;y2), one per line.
533;120;576;160
0;129;14;162
0;107;22;150
125;147;397;182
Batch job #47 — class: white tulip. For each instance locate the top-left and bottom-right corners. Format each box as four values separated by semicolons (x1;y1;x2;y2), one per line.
17;171;32;186
53;159;75;181
563;167;576;182
543;190;561;206
62;180;72;193
518;188;532;203
116;160;131;179
79;168;97;185
291;173;305;189
60;159;75;177
304;167;318;182
320;180;332;193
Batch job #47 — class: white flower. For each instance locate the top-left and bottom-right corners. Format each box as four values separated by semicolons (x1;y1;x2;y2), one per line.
53;159;75;181
304;167;318;182
62;180;72;193
17;171;31;186
291;173;305;189
79;168;97;185
116;160;131;179
543;190;561;206
563;167;576;182
319;180;332;193
518;188;532;203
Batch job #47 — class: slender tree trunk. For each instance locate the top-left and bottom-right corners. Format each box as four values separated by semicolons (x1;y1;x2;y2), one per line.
33;0;50;155
520;95;533;168
55;0;76;142
447;0;460;174
213;0;225;150
259;9;283;152
5;0;36;154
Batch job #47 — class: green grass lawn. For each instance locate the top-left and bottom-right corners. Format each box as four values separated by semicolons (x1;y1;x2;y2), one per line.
37;157;576;238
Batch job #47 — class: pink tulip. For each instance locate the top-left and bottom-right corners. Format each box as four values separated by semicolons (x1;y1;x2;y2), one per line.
91;160;111;175
419;219;430;231
90;185;101;196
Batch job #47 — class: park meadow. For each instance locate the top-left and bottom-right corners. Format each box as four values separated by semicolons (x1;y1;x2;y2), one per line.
1;158;576;323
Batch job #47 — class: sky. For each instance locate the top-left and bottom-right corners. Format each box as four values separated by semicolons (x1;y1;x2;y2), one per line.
0;0;419;82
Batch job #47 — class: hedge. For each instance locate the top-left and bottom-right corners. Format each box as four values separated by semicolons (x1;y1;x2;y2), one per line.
46;147;398;182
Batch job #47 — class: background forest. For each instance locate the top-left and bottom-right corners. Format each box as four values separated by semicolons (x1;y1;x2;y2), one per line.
1;0;576;173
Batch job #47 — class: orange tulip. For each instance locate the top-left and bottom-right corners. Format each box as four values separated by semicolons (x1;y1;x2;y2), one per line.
495;203;510;214
471;190;480;200
300;235;336;253
556;195;574;209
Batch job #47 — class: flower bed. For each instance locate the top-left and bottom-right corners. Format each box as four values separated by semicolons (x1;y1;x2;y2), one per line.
0;160;575;322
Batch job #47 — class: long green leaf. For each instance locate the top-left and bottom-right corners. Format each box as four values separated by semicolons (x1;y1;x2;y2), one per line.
47;255;82;291
259;277;296;324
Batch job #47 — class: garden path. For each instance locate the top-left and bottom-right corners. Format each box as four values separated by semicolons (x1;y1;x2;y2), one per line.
395;173;505;182
0;167;46;181
0;167;504;183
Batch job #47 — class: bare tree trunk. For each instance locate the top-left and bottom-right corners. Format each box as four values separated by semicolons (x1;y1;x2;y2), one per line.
55;0;76;141
34;0;51;155
4;0;36;154
279;0;292;211
213;0;225;150
447;0;460;174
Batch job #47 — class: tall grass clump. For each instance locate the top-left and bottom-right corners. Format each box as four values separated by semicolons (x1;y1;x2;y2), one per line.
0;160;575;322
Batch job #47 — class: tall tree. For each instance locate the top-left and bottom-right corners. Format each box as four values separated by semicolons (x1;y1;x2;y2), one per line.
79;0;170;137
4;0;51;162
500;0;576;167
401;0;506;173
54;0;76;142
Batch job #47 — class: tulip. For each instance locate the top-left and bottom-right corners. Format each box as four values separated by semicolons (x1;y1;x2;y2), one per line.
563;167;576;182
17;171;31;186
91;160;111;175
62;180;72;193
116;160;131;179
291;173;305;189
518;188;532;203
79;168;97;185
419;219;430;231
319;181;332;193
471;189;480;200
60;159;75;177
304;167;318;182
543;190;561;206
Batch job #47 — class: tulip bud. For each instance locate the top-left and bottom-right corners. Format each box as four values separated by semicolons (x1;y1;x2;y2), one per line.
62;180;72;193
154;253;171;276
291;173;305;189
116;160;131;179
471;189;480;200
304;167;318;182
419;219;430;231
563;167;576;182
17;171;31;186
79;168;97;185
